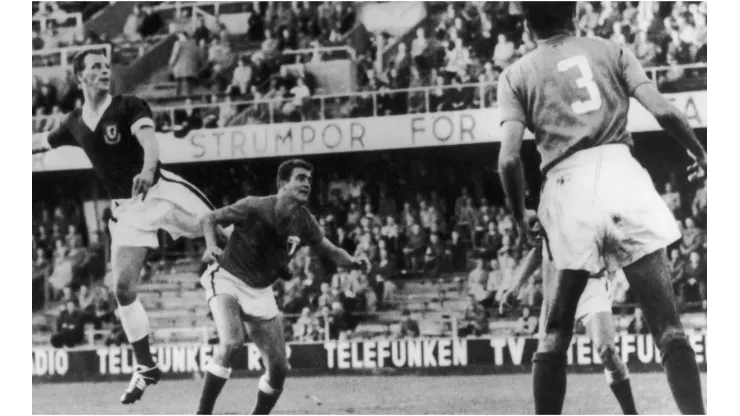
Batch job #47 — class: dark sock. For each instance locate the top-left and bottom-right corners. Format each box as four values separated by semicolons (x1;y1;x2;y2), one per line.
251;390;282;415
610;379;638;415
131;335;156;368
197;372;229;415
532;352;567;414
662;343;705;414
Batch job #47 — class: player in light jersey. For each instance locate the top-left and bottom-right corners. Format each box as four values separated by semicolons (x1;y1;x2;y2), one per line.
499;216;637;414
496;3;706;414
195;159;370;415
32;50;226;405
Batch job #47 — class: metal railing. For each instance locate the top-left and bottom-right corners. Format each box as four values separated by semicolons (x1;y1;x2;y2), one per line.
32;12;83;33
31;63;707;130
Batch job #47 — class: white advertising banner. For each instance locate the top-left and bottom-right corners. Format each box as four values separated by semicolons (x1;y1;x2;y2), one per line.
32;91;706;172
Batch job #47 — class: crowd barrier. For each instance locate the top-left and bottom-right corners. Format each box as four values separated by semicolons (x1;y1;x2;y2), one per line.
32;333;706;383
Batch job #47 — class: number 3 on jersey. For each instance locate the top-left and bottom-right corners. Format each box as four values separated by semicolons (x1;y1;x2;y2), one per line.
557;55;602;115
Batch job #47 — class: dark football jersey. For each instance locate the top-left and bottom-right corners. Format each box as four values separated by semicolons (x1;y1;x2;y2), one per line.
216;195;325;289
498;35;652;174
45;95;158;199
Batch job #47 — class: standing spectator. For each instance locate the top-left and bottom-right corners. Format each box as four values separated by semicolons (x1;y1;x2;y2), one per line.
411;27;428;70
193;17;212;45
691;178;707;227
448;230;467;272
50;301;85;348
169;32;201;97
627;308;650;335
139;4;164;38
493;33;516;69
444;38;470;77
680;251;707;304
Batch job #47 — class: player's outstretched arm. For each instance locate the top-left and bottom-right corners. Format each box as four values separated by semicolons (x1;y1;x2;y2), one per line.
632;83;707;169
315;237;370;271
499;246;543;314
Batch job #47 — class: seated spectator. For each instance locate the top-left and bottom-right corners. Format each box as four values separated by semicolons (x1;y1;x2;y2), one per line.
290;76;311;111
515;306;539;336
679;251;707;304
468;258;488;302
228;56;253;96
680;217;705;257
429;75;451;113
627;308;650;335
459;294;490;337
261;29;280;60
218;96;236;127
661;181;683;219
666;30;693;65
448;230;467;272
424;232;447;276
50;300;85;348
402;224;427;272
399;309;420;339
444;38;470;77
328;300;352;340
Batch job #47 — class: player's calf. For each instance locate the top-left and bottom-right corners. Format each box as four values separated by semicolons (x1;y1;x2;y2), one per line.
598;344;638;415
251;356;289;415
656;330;705;414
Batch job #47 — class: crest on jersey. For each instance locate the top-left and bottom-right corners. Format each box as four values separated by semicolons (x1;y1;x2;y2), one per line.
287;236;301;256
104;124;120;144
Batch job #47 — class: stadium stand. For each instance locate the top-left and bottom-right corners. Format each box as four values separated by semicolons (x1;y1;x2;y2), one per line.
32;1;708;348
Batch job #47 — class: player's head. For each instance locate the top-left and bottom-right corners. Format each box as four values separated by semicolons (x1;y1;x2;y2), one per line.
73;50;111;93
277;158;314;204
520;2;577;40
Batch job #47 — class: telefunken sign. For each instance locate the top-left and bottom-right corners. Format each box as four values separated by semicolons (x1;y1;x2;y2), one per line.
32;91;706;172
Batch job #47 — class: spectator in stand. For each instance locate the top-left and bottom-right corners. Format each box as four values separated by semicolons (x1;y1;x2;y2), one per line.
667;30;693;65
669;247;686;293
424;232;447;277
474;28;496;62
293;307;314;342
429;75;451;113
691;178;707;227
103;310;127;346
33;248;51;310
139;4;164;39
227;56;252;96
444;38;470;78
399;309;420;339
261;29;280;61
218;96;236;127
468;258;488;302
680;217;705;257
459;294;489;337
517;31;537;57
32;29;45;51
50;300;85;348
493;33;516;69
679;251;707;304
447;230;467;272
633;30;659;67
169;31;201;97
661;181;683;219
40;20;60;50
411;27;428;70
402;223;427;272
193;17;212;45
173;98;204;132
627;308;650;335
290;77;311;114
515;306;539;336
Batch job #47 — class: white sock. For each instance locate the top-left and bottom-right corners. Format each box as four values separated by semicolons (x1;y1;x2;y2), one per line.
206;360;232;379
118;299;151;343
258;375;280;395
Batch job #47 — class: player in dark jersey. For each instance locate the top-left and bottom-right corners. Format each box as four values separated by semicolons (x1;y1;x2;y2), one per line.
496;3;706;414
195;159;370;415
32;50;222;405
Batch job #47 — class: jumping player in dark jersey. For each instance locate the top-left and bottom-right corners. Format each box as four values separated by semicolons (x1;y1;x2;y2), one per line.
496;3;706;414
32;50;222;405
195;159;370;415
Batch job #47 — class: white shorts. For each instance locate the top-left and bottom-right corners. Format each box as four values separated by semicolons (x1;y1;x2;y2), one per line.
538;144;681;274
200;263;279;321
108;169;214;251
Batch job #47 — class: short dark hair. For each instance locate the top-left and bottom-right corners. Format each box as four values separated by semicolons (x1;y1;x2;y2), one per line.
521;2;577;37
276;159;313;187
72;49;107;78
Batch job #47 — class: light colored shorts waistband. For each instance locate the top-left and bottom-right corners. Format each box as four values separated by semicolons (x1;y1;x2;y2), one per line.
547;144;632;178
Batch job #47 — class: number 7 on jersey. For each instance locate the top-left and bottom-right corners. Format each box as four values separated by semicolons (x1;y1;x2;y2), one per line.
557;55;603;115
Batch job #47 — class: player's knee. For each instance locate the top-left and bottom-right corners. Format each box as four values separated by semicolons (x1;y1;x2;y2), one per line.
266;356;290;388
657;329;694;365
597;343;619;367
113;278;137;305
538;332;570;354
217;339;244;362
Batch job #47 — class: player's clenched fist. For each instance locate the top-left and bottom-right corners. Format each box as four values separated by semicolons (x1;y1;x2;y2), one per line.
132;170;155;199
202;245;224;264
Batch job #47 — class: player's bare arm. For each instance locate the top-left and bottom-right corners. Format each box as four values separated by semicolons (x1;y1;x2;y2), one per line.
498;120;532;241
315;237;370;271
632;83;707;175
500;245;543;314
133;126;160;198
32;132;50;154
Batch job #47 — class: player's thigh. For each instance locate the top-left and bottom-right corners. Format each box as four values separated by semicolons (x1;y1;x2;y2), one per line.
209;294;246;347
622;248;683;337
111;246;149;284
586;311;617;350
245;316;288;370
